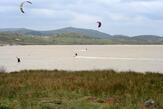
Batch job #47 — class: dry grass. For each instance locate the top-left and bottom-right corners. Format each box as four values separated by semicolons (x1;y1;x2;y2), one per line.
0;70;162;109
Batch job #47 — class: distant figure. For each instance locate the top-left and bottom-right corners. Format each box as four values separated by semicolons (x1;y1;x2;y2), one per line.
75;53;78;57
86;48;88;51
17;57;21;63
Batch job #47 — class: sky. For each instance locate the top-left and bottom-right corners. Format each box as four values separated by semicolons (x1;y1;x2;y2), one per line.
0;0;163;36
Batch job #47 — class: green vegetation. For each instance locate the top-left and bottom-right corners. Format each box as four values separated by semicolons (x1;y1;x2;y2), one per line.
1;32;163;45
0;32;51;45
0;70;162;109
0;27;111;38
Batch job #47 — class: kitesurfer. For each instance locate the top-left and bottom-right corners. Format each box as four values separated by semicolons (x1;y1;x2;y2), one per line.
20;1;32;13
75;53;78;57
97;21;102;28
17;57;21;63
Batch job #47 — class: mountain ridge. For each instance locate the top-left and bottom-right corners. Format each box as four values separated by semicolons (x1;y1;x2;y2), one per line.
0;27;163;45
0;27;162;38
0;27;112;38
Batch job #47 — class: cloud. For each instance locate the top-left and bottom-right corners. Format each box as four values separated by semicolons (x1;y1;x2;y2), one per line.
31;9;57;16
0;0;163;36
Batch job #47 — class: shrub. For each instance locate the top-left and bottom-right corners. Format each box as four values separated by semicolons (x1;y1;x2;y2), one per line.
0;103;12;109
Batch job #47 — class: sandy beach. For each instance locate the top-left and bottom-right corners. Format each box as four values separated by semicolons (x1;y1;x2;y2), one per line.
0;45;163;73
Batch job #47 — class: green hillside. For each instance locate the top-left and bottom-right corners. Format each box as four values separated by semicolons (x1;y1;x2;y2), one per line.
0;27;111;38
0;32;163;45
0;32;51;45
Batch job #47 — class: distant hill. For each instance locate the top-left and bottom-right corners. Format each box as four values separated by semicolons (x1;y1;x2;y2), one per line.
0;32;51;45
0;32;163;45
0;27;111;38
0;32;103;45
108;35;163;43
132;35;163;43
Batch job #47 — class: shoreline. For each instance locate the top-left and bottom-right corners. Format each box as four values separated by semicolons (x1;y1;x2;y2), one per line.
1;69;162;74
1;44;163;46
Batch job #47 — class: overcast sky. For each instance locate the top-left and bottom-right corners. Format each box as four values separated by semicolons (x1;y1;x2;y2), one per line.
0;0;163;36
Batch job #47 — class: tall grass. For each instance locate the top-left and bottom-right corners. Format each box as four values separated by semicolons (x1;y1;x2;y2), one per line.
0;70;162;109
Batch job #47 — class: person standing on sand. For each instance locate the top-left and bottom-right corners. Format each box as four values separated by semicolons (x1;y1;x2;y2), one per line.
16;57;21;63
75;53;78;57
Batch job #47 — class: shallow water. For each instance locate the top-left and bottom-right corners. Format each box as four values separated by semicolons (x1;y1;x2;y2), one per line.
0;45;163;73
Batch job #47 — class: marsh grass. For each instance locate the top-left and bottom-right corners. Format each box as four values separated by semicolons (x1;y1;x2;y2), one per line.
0;70;162;109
